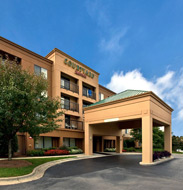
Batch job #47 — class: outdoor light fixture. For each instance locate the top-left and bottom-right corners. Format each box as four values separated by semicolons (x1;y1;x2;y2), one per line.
104;118;119;123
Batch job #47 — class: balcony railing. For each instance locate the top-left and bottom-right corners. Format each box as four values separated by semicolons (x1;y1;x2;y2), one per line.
83;87;96;100
61;79;79;94
65;120;83;130
61;99;79;112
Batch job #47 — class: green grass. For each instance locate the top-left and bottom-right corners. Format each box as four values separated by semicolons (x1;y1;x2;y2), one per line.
126;148;164;152
131;148;183;154
0;156;76;178
153;148;164;152
172;151;183;154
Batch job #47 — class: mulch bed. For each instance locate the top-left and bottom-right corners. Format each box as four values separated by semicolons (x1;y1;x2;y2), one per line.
0;160;32;168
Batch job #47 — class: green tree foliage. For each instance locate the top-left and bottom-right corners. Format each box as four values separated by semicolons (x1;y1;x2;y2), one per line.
130;128;142;143
153;127;164;148
172;135;183;151
123;139;135;148
130;127;164;148
0;62;63;160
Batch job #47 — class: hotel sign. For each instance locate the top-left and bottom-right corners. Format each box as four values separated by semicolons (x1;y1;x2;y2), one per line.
64;59;94;79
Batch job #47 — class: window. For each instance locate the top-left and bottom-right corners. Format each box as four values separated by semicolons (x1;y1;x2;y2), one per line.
65;115;70;128
0;50;21;65
35;137;52;149
63;138;76;147
61;76;70;90
34;65;48;79
61;96;70;110
44;137;52;148
70;138;75;147
35;137;44;149
125;129;129;134
99;93;104;101
83;86;92;97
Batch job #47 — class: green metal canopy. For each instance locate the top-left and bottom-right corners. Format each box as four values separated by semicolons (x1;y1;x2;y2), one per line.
89;89;148;107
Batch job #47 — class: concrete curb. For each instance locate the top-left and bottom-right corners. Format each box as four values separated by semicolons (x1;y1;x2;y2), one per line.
0;154;107;186
139;156;174;166
102;152;142;155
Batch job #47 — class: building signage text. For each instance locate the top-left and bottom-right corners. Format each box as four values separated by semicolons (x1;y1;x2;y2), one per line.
64;58;94;79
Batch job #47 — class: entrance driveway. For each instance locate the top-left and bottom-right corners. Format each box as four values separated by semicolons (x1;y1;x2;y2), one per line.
1;154;183;190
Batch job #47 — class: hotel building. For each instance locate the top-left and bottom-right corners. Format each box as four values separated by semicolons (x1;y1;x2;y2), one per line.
0;36;173;165
0;36;127;155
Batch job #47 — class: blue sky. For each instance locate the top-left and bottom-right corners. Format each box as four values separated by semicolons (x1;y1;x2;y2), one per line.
0;0;183;136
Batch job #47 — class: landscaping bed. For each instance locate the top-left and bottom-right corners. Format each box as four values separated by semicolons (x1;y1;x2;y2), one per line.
104;148;116;152
0;160;32;168
0;156;75;177
27;146;83;157
153;151;171;161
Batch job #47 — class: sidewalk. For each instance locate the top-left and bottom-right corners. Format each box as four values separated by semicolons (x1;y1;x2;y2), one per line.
0;153;109;186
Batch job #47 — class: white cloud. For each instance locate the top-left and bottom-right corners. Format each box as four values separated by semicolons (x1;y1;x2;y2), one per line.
85;0;110;27
178;110;183;121
99;28;128;54
85;0;129;56
106;69;183;121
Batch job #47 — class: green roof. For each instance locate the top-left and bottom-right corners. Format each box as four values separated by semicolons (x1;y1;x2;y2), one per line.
89;89;148;107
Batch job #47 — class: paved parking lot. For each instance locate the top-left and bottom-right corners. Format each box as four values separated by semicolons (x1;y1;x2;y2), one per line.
1;154;183;190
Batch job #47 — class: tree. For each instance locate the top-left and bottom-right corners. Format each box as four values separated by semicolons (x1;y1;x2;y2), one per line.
0;132;18;156
0;62;62;160
130;128;142;143
153;127;164;149
172;135;183;151
130;127;164;148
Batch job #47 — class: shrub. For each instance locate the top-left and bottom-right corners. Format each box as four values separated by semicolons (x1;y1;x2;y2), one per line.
124;147;136;152
59;145;69;151
67;146;79;151
27;150;45;156
153;151;171;161
104;148;116;152
124;139;135;148
44;149;69;156
69;148;83;154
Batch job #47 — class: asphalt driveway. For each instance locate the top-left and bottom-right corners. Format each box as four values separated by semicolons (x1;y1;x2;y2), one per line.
1;154;183;190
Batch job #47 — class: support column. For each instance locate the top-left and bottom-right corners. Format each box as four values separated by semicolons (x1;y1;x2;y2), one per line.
164;125;172;154
111;140;114;148
85;123;92;155
78;80;83;119
141;116;153;164
101;137;104;152
121;136;124;152
59;137;63;147
116;135;122;153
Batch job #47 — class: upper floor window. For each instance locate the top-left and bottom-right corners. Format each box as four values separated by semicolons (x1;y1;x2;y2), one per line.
61;74;79;94
83;86;96;100
0;50;21;65
34;65;47;79
61;76;70;90
99;93;104;101
61;96;70;110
